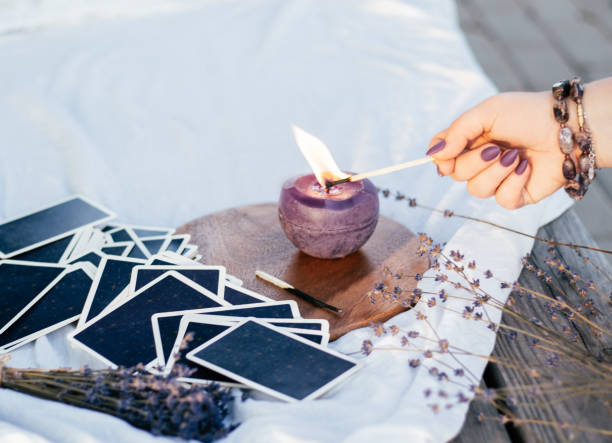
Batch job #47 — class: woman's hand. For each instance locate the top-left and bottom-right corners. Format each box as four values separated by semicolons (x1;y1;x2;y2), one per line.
427;91;567;209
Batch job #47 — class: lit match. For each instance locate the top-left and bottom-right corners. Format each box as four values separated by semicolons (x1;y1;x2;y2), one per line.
325;156;434;189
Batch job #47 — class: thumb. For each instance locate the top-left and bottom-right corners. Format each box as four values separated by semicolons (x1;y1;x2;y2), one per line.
427;98;493;161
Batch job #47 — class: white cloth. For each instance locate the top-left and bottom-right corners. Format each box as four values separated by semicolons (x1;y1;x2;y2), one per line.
0;1;573;442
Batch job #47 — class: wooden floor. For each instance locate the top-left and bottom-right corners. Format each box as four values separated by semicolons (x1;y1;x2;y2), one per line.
456;0;612;258
452;2;612;442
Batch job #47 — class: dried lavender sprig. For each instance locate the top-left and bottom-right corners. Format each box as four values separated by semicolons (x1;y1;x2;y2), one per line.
380;189;612;255
0;355;233;442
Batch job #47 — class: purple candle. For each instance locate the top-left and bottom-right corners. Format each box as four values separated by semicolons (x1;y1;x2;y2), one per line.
279;174;379;259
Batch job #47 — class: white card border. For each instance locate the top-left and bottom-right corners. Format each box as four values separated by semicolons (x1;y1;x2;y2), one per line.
76;255;146;330
0;195;115;258
160;314;245;388
0;264;95;351
129;265;226;300
69;271;231;369
138;235;171;256
0;260;70;335
187;318;360;402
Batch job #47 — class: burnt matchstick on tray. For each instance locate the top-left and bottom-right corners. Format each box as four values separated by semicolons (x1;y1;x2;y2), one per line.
325;156;433;189
255;270;343;314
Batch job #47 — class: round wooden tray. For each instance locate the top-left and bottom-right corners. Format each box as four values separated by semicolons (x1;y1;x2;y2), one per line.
176;203;428;340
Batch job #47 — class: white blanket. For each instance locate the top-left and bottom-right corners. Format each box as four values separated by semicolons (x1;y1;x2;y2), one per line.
0;1;572;442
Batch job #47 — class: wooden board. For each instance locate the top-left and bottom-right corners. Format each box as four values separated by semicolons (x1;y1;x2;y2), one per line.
176;203;429;340
484;208;612;443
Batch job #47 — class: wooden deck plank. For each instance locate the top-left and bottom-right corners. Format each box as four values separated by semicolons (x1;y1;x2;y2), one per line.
450;381;512;443
484;208;612;442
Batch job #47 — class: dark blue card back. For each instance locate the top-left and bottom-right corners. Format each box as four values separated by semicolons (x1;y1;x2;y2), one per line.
191;321;355;400
74;275;224;367
133;228;171;238
223;286;267;305
135;268;220;294
165;238;183;252
0;268;92;347
100;245;128;256
142;239;165;255
11;234;74;263
84;258;141;322
0;262;65;329
110;229;132;243
174;322;235;383
201;304;296;319
0;197;111;256
69;251;103;267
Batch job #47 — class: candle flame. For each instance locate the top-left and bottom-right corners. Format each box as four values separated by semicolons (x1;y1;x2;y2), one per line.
292;125;349;187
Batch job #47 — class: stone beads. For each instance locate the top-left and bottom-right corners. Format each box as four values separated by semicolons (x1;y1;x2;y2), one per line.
564;179;585;201
552;80;570;100
570;77;584;101
553;100;569;123
558;126;574;154
574;132;591;152
562;156;577;180
553;77;595;201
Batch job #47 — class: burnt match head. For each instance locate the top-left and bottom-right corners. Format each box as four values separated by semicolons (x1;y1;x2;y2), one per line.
325;177;351;189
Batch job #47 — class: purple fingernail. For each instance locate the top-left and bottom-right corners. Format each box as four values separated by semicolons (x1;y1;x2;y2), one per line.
481;145;501;161
500;148;519;167
515;159;528;175
426;140;446;156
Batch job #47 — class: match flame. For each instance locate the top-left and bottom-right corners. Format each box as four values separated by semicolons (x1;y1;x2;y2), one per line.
292;125;350;186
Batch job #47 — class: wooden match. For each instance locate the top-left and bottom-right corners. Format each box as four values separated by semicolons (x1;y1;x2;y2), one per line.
325;156;433;188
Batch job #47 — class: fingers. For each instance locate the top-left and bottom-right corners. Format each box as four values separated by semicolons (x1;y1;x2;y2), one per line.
466;148;521;198
450;144;501;181
495;159;532;209
426;98;494;162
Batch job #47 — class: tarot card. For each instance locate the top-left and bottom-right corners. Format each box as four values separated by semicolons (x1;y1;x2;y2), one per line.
180;245;198;259
160;250;195;263
261;318;329;333
163;314;328;374
70;272;230;368
282;328;329;346
130;265;226;298
105;227;150;260
0;264;95;350
139;236;171;256
0;196;114;258
164;235;190;254
161;315;243;387
65;227;93;261
100;242;134;257
68;250;104;267
106;227;133;243
77;256;146;328
187;319;360;402
223;282;272;305
129;226;175;238
10;232;78;263
99;224;118;233
149;300;299;367
0;261;68;335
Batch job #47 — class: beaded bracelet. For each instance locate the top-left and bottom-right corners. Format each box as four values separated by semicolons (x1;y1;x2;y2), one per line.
552;77;596;200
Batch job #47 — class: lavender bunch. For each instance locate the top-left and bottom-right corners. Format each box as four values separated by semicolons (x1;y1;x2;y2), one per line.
361;189;612;439
0;355;233;441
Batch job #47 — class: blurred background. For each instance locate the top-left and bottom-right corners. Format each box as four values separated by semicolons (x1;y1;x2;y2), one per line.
0;0;610;251
457;0;612;254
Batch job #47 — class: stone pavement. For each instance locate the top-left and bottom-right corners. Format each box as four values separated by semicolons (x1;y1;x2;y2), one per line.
456;0;612;256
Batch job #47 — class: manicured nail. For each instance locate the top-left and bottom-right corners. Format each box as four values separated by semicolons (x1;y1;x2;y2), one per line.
481;145;501;161
436;165;444;177
426;140;446;156
515;159;528;175
500;148;519;167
